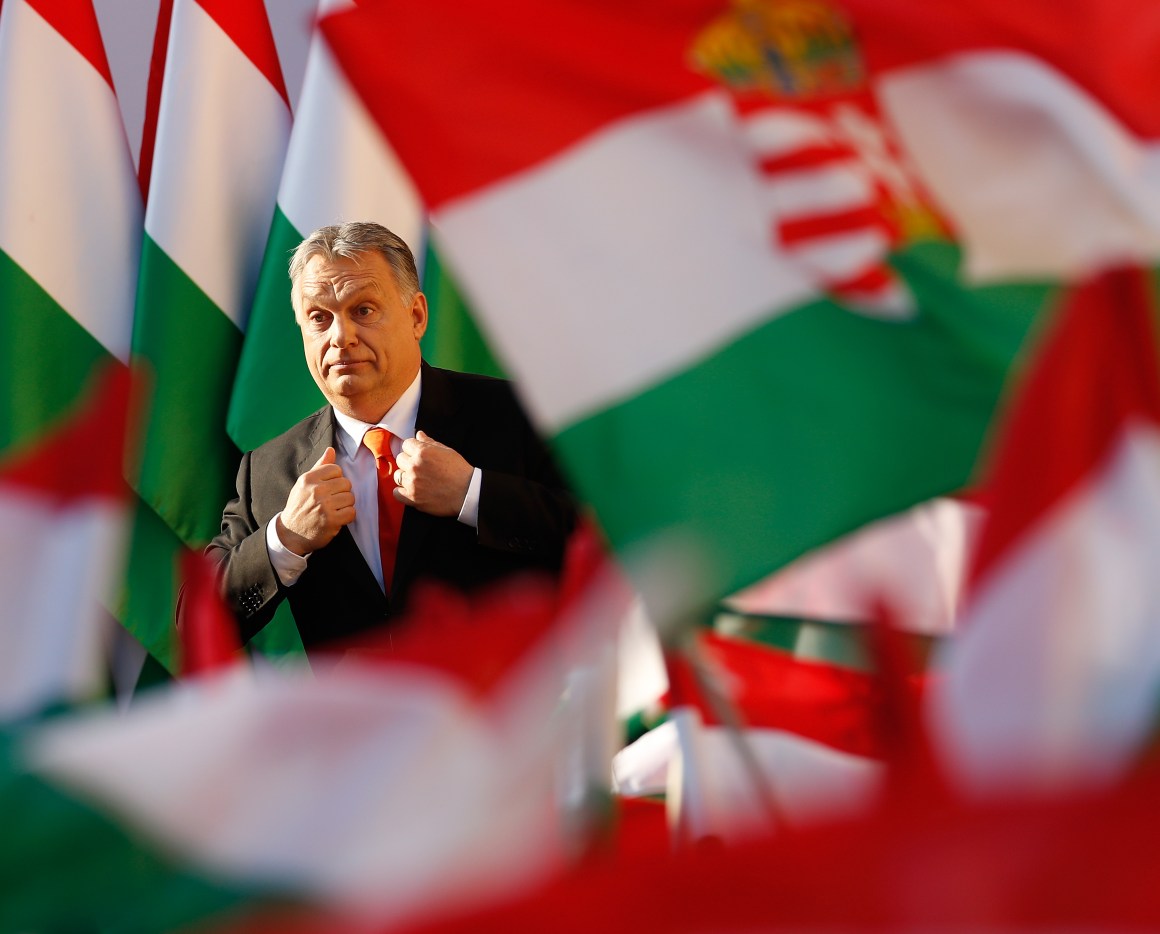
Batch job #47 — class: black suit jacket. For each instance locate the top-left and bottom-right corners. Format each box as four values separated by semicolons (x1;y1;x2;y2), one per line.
207;363;574;650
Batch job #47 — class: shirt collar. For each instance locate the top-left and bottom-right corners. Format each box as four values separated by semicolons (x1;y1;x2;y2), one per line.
332;368;422;456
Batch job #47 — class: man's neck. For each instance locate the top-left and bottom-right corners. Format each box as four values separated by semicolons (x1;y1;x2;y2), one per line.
332;369;423;445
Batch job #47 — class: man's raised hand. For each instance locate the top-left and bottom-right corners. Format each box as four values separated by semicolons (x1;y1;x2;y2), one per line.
394;430;473;516
276;447;356;555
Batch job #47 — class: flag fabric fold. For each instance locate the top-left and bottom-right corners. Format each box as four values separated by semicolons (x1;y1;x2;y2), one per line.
228;0;423;454
0;0;140;450
320;0;1065;608
930;265;1160;794
0;367;131;720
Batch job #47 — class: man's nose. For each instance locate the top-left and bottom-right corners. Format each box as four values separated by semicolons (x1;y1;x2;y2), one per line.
328;313;357;346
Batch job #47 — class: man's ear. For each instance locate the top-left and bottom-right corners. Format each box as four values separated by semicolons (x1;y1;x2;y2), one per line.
411;291;429;339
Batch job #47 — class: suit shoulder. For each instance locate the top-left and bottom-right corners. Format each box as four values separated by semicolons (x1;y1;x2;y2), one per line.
246;407;330;468
429;365;510;391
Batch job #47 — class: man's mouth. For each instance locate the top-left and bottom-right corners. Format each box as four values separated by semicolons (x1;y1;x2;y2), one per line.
327;359;367;372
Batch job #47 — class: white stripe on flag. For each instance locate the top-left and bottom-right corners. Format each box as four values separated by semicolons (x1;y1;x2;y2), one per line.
881;51;1160;283
0;492;124;719
435;90;819;429
930;426;1160;793
278;19;424;258
0;0;139;360
146;0;291;326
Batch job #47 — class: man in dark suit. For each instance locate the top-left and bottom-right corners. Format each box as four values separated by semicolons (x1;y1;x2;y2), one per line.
207;222;574;650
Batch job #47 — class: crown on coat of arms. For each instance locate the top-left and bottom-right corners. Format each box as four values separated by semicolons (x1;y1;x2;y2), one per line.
691;0;864;100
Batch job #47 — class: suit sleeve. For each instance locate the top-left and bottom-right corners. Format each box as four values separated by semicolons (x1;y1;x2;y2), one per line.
203;450;287;642
472;399;576;566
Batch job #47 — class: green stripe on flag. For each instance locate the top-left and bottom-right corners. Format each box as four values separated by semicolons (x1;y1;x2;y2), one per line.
228;207;322;452
421;240;505;378
119;499;185;672
0;739;269;932
131;236;243;546
119;493;305;673
0;250;114;453
555;242;1054;601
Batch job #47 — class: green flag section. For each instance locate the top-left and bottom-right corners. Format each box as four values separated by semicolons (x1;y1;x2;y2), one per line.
131;0;290;547
555;243;1048;599
421;240;506;379
0;252;114;453
119;499;189;671
127;0;298;665
228;206;323;452
321;0;1147;609
132;236;243;544
0;739;274;933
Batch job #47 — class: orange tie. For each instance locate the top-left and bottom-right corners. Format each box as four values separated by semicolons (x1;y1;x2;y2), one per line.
362;427;405;594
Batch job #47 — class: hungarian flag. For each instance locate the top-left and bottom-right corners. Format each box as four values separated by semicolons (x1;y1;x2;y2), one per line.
0;369;131;721
929;266;1160;795
319;0;1160;607
0;0;140;449
126;0;292;666
1;573;625;931
228;0;424;454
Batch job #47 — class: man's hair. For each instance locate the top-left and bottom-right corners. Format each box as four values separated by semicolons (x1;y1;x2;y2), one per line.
289;221;420;300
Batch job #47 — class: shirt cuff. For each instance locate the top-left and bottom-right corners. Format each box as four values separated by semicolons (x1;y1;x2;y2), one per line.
266;513;309;586
456;467;482;528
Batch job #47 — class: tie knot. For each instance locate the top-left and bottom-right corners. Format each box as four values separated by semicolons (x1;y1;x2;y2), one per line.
363;427;393;460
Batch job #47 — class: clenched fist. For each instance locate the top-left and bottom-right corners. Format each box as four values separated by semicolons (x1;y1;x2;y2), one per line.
393;430;473;517
276;447;355;555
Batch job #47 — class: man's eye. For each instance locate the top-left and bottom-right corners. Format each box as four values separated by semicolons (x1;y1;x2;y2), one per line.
308;312;330;327
356;305;373;317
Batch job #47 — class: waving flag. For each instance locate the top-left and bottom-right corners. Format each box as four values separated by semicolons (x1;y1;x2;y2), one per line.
0;369;131;720
930;266;1160;794
318;0;1160;608
0;0;140;448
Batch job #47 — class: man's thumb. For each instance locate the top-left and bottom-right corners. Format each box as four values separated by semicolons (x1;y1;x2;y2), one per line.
314;446;337;468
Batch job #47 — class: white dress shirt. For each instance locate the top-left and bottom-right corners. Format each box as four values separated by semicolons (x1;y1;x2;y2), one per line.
265;369;483;591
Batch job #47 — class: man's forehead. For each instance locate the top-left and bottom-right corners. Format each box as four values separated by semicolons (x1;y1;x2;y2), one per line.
297;253;393;301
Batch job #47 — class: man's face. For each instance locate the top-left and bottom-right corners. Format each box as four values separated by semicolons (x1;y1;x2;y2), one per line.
294;251;428;423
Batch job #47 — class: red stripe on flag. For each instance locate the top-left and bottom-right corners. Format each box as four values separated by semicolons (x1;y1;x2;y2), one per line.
178;550;242;676
137;0;173;203
320;0;714;210
842;0;1160;139
0;365;131;504
828;263;896;297
697;632;919;759
323;0;1160;213
778;206;885;245
968;266;1160;591
24;0;114;90
759;146;848;175
195;0;290;109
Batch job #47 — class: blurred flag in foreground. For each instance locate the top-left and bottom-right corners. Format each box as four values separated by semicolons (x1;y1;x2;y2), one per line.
930;265;1160;794
1;537;631;932
0;368;131;720
314;0;1160;608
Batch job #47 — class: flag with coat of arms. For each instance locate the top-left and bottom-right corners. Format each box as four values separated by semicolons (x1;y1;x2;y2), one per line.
317;0;1128;609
